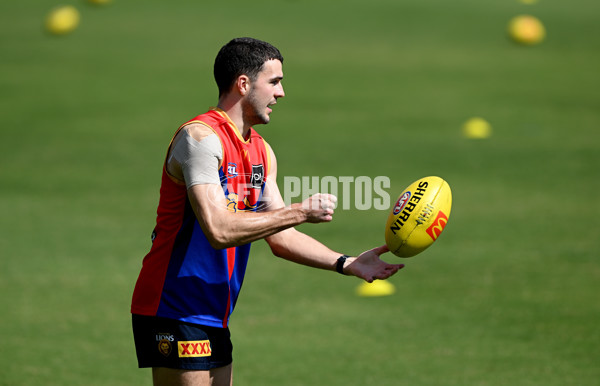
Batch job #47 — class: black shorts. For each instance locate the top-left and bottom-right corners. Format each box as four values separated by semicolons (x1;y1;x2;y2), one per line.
132;314;233;370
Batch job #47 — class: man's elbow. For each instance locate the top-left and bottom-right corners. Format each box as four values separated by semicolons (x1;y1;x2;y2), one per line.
204;226;234;250
266;234;289;258
269;244;285;258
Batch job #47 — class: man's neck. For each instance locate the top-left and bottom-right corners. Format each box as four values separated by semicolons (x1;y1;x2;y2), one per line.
216;99;250;139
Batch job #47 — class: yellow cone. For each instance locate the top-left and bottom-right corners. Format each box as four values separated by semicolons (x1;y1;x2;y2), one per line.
45;6;80;36
88;0;113;4
356;280;396;297
462;117;492;139
508;15;546;46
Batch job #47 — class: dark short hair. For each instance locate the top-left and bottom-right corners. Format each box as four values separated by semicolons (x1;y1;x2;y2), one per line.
214;37;284;97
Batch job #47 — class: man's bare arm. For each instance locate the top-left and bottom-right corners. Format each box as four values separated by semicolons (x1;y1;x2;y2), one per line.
187;184;335;249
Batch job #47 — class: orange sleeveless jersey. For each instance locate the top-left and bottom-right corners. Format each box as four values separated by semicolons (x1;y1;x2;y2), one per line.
131;108;271;328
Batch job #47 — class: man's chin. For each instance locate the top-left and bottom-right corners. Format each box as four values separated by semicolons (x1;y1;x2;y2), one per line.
258;114;271;125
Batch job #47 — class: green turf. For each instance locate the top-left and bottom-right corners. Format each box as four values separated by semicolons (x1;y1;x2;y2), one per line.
1;0;599;384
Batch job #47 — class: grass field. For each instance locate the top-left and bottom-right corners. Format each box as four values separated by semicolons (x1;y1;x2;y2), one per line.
1;0;599;385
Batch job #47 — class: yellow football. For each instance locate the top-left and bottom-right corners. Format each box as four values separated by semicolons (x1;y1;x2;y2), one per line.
385;176;452;257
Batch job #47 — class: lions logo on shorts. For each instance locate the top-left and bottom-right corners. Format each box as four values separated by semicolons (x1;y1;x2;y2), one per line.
158;339;172;357
156;333;174;357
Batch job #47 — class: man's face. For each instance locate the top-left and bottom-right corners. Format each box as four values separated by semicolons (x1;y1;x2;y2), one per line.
243;59;285;126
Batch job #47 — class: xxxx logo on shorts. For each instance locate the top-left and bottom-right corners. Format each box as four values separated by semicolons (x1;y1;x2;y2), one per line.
178;340;212;358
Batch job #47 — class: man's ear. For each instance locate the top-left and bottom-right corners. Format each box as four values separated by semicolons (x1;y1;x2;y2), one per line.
236;75;251;96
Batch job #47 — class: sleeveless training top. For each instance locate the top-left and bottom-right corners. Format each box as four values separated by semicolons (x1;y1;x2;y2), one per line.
131;108;270;328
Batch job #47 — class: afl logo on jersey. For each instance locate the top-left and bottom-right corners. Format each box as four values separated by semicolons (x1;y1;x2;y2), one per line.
251;164;264;189
227;163;238;178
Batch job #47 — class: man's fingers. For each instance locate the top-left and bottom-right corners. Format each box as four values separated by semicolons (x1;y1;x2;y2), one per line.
327;194;338;205
372;244;390;256
319;194;337;210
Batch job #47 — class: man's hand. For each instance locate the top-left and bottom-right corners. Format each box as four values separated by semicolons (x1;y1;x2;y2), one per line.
300;193;337;223
345;245;404;282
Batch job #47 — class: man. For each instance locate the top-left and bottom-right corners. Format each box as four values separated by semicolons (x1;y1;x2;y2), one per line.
131;37;404;386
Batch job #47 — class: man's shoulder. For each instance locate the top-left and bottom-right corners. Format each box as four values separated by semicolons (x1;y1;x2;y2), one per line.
181;122;218;143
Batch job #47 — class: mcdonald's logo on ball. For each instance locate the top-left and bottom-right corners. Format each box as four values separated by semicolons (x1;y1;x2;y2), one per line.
426;211;449;241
